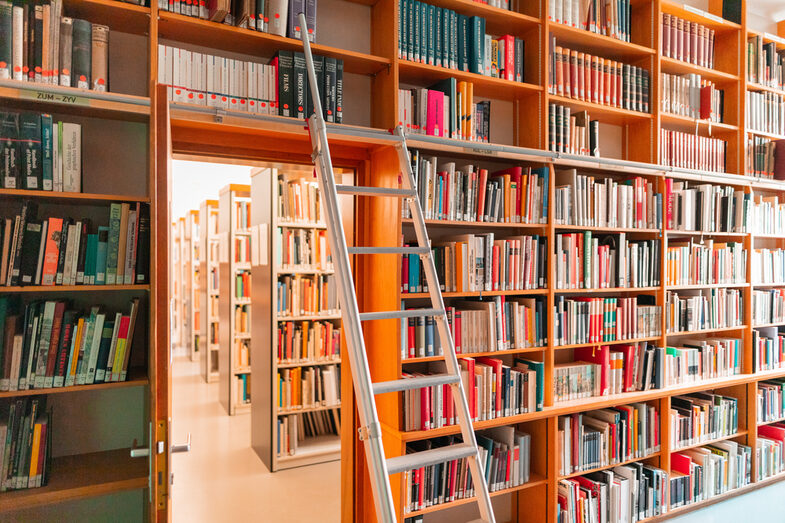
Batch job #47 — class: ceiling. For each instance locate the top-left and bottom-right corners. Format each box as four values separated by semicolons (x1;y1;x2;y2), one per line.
749;0;785;22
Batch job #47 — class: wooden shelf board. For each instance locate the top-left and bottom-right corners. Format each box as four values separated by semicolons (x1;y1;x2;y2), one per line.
278;221;327;229
665;230;747;237
667;283;749;290
0;448;147;512
671;430;748;453
0;284;150;293
746;82;785;96
398;60;542;100
275;435;341;466
414;0;539;36
276;268;334;275
753;233;785;239
746;128;785;140
0;188;150;203
157;12;390;75
554;224;661;234
660;1;741;32
660;113;739;133
666;325;748;337
277;314;341;321
554;336;661;350
559;450;661;480
401;289;546;299
753;322;785;329
554;286;660;294
549;22;655;58
278;403;340;416
402;217;547;229
0;369;147;399
547;94;652;125
62;0;150;34
752;283;785;289
403;346;545;364
276;359;342;369
660;56;738;83
752;368;785;381
758;416;785;427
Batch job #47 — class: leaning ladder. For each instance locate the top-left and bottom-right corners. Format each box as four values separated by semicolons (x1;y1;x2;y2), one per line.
296;13;495;523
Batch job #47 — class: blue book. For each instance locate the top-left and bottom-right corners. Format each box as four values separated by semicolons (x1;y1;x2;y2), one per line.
424;315;433;356
85;233;97;284
41;114;52;191
95;226;109;285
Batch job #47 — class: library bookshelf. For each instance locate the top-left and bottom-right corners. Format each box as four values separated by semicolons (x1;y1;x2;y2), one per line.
171;220;183;351
185;209;200;361
199;199;220;383
218;184;253;415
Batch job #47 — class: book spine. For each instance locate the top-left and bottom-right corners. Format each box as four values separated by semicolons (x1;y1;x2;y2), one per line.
71;19;91;89
40;114;52;191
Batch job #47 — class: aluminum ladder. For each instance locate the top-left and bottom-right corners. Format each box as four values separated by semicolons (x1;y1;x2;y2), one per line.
296;13;495;523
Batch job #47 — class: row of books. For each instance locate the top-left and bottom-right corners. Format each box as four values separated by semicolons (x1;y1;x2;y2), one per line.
553;296;660;346
752;247;785;285
554;171;661;229
276;409;340;458
554;233;660;289
548;104;599;157
399;83;490;143
746;135;784;179
549;42;650;113
1;111;81;192
746;90;785;137
558;463;669;523
234;304;249;334
0;397;50;492
665;289;744;334
660;73;723;123
2;202;150;288
276;228;331;270
661;339;742;386
276;364;339;411
660;129;727;174
753;289;785;326
403;234;546;293
0;298;140;392
276;320;340;364
402;429;530;514
159;46;344;122
753;328;785;372
0;2;109;90
664;240;746;286
670;442;752;507
234;236;250;263
398;1;524;82
157;0;317;41
402;298;547;359
401;357;538;430
235;373;250;404
405;154;550;225
235;338;250;368
758;423;785;480
747;35;785;90
669;393;738;450
235;271;250;298
758;378;785;424
558;403;660;475
549;0;632;42
665;181;749;233
276;274;337;318
751;194;785;236
234;200;250;231
661;14;716;69
277;175;322;225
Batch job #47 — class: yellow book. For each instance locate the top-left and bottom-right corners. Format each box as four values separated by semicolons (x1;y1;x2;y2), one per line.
28;422;42;487
111;338;127;381
67;318;85;386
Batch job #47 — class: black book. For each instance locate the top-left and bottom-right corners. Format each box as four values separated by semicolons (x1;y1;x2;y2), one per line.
0;0;11;79
135;204;150;284
589;120;600;157
55;218;71;285
18;219;42;286
24;3;33;82
304;0;316;42
5;399;24;488
275;50;294;118
515;37;524;83
306;54;323;119
18;397;41;488
33;5;43;83
9;200;37;287
335;59;343;124
292;51;306;120
323;57;336;123
722;0;741;24
75;219;90;284
19;112;42;191
71;18;92;89
286;0;305;40
18;302;40;390
1;111;20;189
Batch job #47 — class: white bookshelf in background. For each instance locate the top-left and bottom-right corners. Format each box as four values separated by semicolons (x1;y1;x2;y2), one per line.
200;199;220;383
186;209;200;362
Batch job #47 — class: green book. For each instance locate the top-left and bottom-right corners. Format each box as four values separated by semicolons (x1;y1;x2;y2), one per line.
435;8;442;68
96;226;108;285
426;4;434;66
41;114;52;191
406;0;413;61
468;16;484;75
583;230;591;289
106;203;122;285
84;233;97;284
458;14;468;72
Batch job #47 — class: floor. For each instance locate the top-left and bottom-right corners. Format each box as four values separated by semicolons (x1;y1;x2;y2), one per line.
170;355;341;523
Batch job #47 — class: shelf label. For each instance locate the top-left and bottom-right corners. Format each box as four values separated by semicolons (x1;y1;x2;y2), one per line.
765;32;785;45
464;147;498;156
20;89;89;106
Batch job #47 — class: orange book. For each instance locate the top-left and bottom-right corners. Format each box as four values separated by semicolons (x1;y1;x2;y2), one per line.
555;46;564;96
41;217;63;286
455;242;465;292
28;422;42;485
591;55;599;104
466;82;474;141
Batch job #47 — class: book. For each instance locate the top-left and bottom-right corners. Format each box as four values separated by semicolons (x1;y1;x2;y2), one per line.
666;240;746;286
661;129;726;173
0;397;51;492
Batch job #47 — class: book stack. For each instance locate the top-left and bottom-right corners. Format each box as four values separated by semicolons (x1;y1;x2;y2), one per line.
159;47;344;122
234;304;249;334
553;296;660;346
1;111;82;192
0;2;110;91
665;181;750;233
277;175;322;223
548;104;599;157
751;194;785;235
549;42;650;113
746;136;782;178
549;0;631;42
157;0;318;42
0;297;140;391
558;463;669;522
661;14;716;69
665;240;746;286
277;409;340;458
401;357;538;430
398;3;524;81
399;80;490;142
670;442;752;507
405;155;550;225
276;320;340;364
235;338;250;368
758;423;785;480
665;288;744;333
402;234;546;293
753;328;785;372
276;274;337;318
401;298;547;359
758;378;785;423
670;393;738;450
663;338;742;386
752;248;785;285
660;129;727;173
753;289;785;326
276;364;340;411
234;235;250;263
747;90;785;136
234;199;250;230
235;271;250;298
554;233;660;289
747;35;785;89
661;73;724;122
558;403;660;475
554;170;662;229
235;373;250;404
1;201;150;287
0;397;50;492
276;228;331;270
402;427;531;514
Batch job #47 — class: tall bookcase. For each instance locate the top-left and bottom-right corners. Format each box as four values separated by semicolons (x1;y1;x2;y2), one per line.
200;199;220;383
171;219;182;351
218;184;252;415
185;209;200;361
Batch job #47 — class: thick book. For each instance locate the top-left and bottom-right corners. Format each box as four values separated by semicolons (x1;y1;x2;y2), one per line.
292;51;306;120
0;111;19;189
61;122;81;193
19;113;42;191
58;17;72;87
323;57;336;122
335;59;343;124
133;206;149;284
90;24;109;91
40;114;52;191
286;0;305;40
18;220;42;285
71;18;91;89
0;0;11;79
304;0;316;42
105;203;122;285
273;50;294;118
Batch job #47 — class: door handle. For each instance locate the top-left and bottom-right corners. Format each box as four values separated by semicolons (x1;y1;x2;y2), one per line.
172;433;191;453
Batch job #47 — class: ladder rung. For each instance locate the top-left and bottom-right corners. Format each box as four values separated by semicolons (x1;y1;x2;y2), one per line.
373;373;459;395
336;185;416;198
360;308;444;321
386;444;477;475
348;246;429;255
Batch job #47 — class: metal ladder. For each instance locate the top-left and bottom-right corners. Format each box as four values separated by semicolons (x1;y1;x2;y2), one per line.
297;14;495;523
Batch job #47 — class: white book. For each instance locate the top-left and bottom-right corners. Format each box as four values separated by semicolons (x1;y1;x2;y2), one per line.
33;301;56;389
563;0;572;27
12;6;23;81
52;122;60;192
70;221;82;284
61;122;81;193
33;220;48;285
85;312;105;384
76;309;98;385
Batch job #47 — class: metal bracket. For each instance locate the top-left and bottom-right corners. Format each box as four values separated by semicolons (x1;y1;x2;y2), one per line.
214;109;226;123
357;421;382;441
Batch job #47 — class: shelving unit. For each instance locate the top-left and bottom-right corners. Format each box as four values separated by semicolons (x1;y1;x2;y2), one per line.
218;185;252;415
171;221;182;352
185;209;200;361
200;199;221;383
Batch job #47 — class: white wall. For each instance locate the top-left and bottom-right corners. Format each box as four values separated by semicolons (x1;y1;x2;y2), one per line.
171;160;253;219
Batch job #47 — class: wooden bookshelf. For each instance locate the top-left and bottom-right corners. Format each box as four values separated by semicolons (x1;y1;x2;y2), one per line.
171;219;183;351
218;184;252;415
200;199;221;383
185;209;200;361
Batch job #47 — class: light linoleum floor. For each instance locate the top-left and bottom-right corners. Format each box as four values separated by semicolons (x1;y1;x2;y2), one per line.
171;356;341;522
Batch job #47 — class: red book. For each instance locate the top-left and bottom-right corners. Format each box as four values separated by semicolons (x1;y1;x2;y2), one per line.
575;345;610;395
477;169;489;221
492;244;500;290
671;452;692;475
426;89;444;137
455;310;462;353
699;85;713;120
611;344;636;392
459;358;476;419
759;424;785;442
476;357;503;418
501;35;515;81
